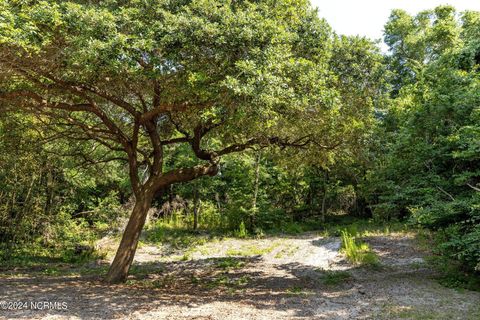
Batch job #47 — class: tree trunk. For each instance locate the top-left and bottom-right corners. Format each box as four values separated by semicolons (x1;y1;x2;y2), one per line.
320;170;329;223
308;182;314;217
251;151;261;230
44;166;55;217
321;189;327;223
105;192;154;284
193;189;199;230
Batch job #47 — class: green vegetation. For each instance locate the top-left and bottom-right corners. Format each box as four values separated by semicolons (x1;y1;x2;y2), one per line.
235;221;248;239
320;269;352;286
285;286;306;295
0;1;478;288
226;242;280;257
274;244;299;259
214;257;246;270
145;218;213;250
205;274;251;291
341;230;380;267
367;6;480;284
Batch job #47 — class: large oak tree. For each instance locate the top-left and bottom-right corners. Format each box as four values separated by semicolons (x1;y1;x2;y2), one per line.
0;0;380;283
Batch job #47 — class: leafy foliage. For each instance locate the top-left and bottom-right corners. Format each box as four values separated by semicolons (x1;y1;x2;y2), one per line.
0;1;478;286
368;6;480;274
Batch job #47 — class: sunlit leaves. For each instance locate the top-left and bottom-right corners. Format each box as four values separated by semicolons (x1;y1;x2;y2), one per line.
371;5;480;272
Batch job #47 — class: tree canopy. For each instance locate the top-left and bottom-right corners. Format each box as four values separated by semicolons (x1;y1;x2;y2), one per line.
369;6;480;273
1;1;478;286
0;0;382;282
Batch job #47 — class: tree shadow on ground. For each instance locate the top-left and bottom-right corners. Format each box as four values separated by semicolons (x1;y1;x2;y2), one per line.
0;255;364;319
2;234;476;319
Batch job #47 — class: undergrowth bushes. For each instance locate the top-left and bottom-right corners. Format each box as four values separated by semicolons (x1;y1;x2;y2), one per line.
144;197;325;242
405;194;480;289
0;193;127;265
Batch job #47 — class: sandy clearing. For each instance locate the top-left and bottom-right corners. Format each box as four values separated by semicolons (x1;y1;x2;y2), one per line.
1;233;479;320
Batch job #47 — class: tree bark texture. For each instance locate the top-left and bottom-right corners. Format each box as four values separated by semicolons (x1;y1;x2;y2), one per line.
105;192;154;283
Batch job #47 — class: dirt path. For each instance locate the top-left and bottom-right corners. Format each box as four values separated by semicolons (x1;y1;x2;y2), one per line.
1;232;479;319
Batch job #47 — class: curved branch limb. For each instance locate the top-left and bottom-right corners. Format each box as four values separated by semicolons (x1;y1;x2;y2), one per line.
147;163;219;193
467;183;480;192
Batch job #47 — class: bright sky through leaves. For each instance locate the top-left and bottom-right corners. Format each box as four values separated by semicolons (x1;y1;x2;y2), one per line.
311;0;480;50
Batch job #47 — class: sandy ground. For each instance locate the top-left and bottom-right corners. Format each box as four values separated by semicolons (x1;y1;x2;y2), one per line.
1;232;479;320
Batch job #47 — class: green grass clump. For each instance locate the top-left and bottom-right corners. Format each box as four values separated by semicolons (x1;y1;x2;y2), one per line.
341;230;380;267
226;242;279;256
286;286;304;294
321;269;352;285
206;274;251;290
235;221;248;238
214;257;246;270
